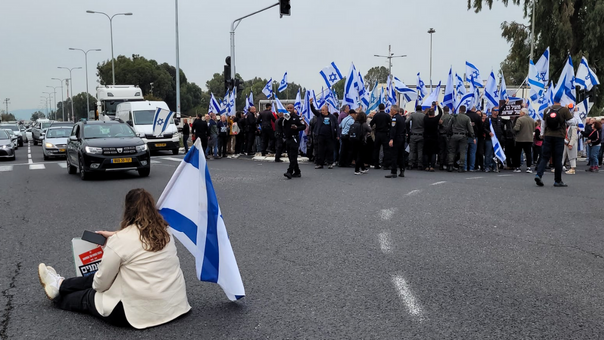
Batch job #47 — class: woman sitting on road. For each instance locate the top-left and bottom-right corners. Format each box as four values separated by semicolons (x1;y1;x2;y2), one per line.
37;188;191;329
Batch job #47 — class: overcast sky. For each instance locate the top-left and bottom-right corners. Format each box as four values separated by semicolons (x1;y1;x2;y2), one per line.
0;0;526;111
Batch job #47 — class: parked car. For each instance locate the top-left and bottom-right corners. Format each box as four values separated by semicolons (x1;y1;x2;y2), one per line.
32;119;52;145
0;123;24;147
0;130;16;160
19;126;28;143
66;121;150;180
3;129;18;149
43;126;72;160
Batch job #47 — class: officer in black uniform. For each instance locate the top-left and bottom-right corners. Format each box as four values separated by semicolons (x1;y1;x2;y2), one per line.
370;103;392;169
386;105;406;178
283;104;307;179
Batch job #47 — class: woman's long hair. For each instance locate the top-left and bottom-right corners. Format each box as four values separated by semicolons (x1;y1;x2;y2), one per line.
120;189;170;252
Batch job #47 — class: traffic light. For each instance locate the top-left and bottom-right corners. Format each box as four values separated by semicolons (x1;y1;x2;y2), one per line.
224;56;233;93
279;0;291;17
234;79;244;94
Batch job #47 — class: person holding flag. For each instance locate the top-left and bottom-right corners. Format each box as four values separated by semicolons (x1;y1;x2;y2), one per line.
281;104;307;179
310;97;338;169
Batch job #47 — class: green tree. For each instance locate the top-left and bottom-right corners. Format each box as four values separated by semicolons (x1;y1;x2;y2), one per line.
31;111;45;121
1;113;16;121
468;0;604;114
364;67;390;87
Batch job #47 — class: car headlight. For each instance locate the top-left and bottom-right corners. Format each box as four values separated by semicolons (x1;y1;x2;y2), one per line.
84;146;103;154
45;143;55;148
136;144;148;152
2;144;9;149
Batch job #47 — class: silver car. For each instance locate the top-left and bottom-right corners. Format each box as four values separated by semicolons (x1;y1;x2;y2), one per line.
3;129;18;149
43;126;71;160
0;130;15;160
0;123;24;147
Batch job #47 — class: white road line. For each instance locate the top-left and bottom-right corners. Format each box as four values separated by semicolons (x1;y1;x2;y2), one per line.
28;158;33;164
498;174;512;177
392;275;423;318
377;232;392;254
465;177;483;180
0;165;13;172
431;181;447;186
57;163;67;169
29;164;45;170
162;157;183;162
406;189;421;196
151;160;162;164
379;208;396;221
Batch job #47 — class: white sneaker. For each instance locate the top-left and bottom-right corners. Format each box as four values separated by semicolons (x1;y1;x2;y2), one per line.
354;171;361;175
38;263;63;300
514;168;522;173
361;169;369;174
526;169;533;173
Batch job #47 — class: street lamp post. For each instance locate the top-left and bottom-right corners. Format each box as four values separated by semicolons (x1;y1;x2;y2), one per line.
46;86;60;118
69;48;101;119
58;67;82;122
40;97;48;117
51;78;66;121
42;92;53;117
428;28;436;89
86;10;133;85
374;44;407;79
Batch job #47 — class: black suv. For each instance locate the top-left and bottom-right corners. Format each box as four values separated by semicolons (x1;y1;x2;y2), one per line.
66;121;151;180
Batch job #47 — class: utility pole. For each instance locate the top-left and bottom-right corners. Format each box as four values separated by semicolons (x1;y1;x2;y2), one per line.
374;45;407;79
3;98;9;118
428;28;436;89
175;0;181;120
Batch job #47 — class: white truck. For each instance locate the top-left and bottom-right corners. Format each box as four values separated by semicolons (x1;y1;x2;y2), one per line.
96;85;144;121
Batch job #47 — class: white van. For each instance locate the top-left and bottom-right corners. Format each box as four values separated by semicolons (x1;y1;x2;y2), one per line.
116;101;180;155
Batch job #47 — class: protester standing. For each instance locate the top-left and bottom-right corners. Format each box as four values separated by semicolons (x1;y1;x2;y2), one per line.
484;107;504;172
350;111;371;175
181;118;190;153
191;114;209;157
274;111;285;163
245;106;258;156
423;104;443;172
582;120;601;172
339;109;356;167
533;121;543;170
385;105;406;178
438;106;452;170
257;103;275;156
233;112;245;155
282;104;307;179
370;104;392;170
310;99;338;169
561;117;579;174
513;108;535;173
217;114;229;158
465;108;482;171
207;114;219;158
535;102;573;187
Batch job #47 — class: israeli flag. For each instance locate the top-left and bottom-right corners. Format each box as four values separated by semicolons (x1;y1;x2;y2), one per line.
500;73;509;101
294;89;301;113
575;56;600;91
157;139;245;301
416;73;428;101
357;71;367;99
455;91;475;114
393;77;417;103
466;61;484;87
538;82;554;117
248;92;254;108
278;72;288;92
366;81;380;113
489;119;506;163
344;63;360;110
443;68;455;110
379;86;386;108
535;47;550;83
274;96;288;114
301;88;312;122
484;71;499;110
528;60;545;101
387;75;398;106
243;94;250;113
455;73;466;100
320;62;344;88
227;91;236;116
209;93;222;115
553;55;576;106
262;78;273;98
526;97;539;120
152;108;174;136
421;81;441;110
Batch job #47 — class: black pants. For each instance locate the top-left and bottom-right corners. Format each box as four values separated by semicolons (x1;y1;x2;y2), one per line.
390;139;406;174
317;135;335;165
505;139;516;168
476;138;485;170
218;134;228;157
261;129;274;155
533;144;542;166
54;275;130;327
514;141;533;168
438;134;449;166
537;136;565;183
182;134;189;153
286;138;300;174
373;132;390;168
246;131;256;154
352;140;367;172
235;133;245;154
339;136;352;167
275;136;284;161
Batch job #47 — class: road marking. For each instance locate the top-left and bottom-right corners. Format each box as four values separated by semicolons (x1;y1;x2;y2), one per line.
162;157;183;162
29;164;45;170
498;174;512;177
379;208;396;221
0;165;13;172
465;177;483;180
151;160;162;164
378;232;392;254
431;181;446;186
57;163;67;169
392;275;423;318
28;158;33;164
406;190;421;196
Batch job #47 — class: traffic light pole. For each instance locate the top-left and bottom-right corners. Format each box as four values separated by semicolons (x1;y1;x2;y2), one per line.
230;2;279;103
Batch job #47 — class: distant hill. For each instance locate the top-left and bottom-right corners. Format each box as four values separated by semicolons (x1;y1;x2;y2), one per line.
9;109;45;121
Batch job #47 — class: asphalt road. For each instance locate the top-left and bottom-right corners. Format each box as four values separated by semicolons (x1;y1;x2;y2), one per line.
1;142;603;339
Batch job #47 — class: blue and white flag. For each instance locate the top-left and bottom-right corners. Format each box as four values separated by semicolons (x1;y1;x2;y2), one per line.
243;94;250;113
157;139;245;301
416;73;428;101
575;56;600;91
209;93;222;115
274;96;288;114
152;108;174;136
301;89;312;122
248;92;254;108
393;77;417;103
294;89;301;113
553;55;576;106
320;62;344;88
367;81;380;113
466;61;484;87
262;78;273;98
528;60;545;101
535;47;550;83
484;71;499;111
443;68;455;110
344;63;360;110
538;82;554;117
500;73;509;101
324;89;339;113
526;97;539;120
357;71;368;102
387;75;398;106
489;119;506;163
226;91;236;116
379;86;386;109
421;81;441;110
278;72;288;92
455;91;475;114
455;73;466;99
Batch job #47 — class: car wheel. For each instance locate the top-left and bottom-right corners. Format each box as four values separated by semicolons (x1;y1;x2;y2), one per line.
67;157;77;174
33;139;37;146
138;168;150;177
19;141;23;147
43;153;49;161
10;155;15;161
172;148;179;155
79;157;89;181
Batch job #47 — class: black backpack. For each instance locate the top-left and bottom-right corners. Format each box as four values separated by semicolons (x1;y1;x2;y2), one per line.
349;122;363;142
545;107;562;130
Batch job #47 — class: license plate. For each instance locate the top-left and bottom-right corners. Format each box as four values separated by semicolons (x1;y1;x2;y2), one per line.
59;149;65;152
111;158;132;163
155;143;167;147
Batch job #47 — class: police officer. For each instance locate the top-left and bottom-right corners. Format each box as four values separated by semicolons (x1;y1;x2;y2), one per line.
447;105;475;172
283;104;307;179
274;111;284;162
370;104;392;169
385;105;406;178
406;105;425;169
438;106;452;170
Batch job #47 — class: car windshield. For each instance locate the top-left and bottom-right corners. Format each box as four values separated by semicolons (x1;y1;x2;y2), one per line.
41;122;52;129
0;130;9;139
83;124;136;139
3;129;14;136
133;110;174;125
46;128;72;138
0;125;18;131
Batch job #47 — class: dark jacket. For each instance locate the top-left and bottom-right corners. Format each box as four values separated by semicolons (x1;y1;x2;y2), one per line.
182;123;190;135
283;113;307;140
466;110;483;140
484;116;504;141
582;126;601;146
275;117;284;138
258;109;275;131
310;104;338;140
371;111;392;134
389;113;406;142
245;112;257;133
217;120;228;136
191;118;208;139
